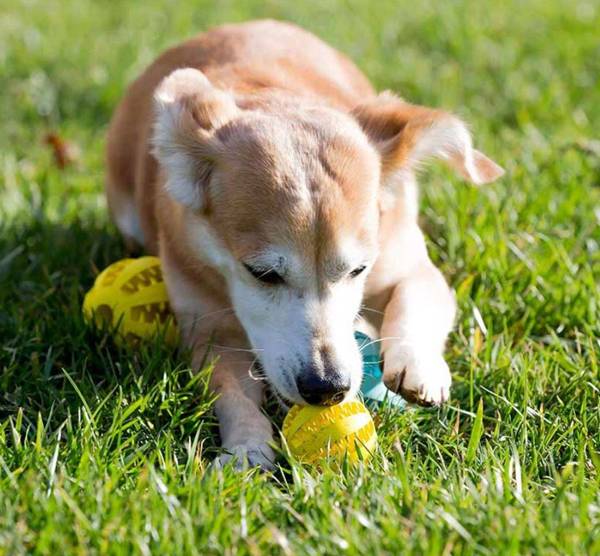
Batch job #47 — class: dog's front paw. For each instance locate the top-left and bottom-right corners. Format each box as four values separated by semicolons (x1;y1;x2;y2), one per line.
213;441;275;472
383;350;451;407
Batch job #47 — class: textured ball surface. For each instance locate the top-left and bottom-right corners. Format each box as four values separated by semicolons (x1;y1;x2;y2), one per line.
282;399;377;465
83;257;178;346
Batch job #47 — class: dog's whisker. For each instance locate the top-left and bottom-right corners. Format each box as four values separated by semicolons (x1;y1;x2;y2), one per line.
238;368;268;384
360;306;385;316
248;359;268;382
357;336;412;353
210;344;264;354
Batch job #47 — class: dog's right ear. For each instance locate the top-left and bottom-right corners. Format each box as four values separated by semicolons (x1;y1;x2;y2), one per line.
152;68;239;210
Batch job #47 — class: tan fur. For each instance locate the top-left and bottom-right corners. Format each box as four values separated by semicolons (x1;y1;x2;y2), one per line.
106;20;503;468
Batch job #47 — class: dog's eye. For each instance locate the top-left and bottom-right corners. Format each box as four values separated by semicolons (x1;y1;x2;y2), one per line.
243;264;284;285
349;265;367;278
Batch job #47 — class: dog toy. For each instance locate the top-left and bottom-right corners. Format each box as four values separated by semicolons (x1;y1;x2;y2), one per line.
355;331;405;408
82;257;178;346
282;398;377;465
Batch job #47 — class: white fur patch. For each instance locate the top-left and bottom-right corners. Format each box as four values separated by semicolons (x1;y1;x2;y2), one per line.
381;167;419;217
113;204;144;246
229;280;365;404
186;215;235;274
108;186;145;245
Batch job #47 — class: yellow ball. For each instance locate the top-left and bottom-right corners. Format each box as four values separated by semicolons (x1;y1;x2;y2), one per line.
83;257;178;346
282;399;377;465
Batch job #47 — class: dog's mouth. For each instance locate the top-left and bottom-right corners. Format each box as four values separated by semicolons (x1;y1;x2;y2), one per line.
268;384;296;409
250;360;295;408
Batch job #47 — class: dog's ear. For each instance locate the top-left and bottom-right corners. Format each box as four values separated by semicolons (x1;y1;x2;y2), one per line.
152;68;239;210
352;93;504;190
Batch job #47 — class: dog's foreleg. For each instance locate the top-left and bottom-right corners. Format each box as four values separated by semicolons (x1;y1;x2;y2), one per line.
195;349;275;470
380;254;456;406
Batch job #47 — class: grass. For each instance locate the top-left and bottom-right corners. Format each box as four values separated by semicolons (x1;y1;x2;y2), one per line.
1;0;599;553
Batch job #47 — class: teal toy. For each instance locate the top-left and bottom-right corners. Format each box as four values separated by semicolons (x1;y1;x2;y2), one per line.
355;331;405;408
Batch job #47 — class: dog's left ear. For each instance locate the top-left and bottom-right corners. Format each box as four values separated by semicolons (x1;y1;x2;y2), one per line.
352;93;504;189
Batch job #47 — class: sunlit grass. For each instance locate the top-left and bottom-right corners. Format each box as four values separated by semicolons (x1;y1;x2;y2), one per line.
1;0;599;553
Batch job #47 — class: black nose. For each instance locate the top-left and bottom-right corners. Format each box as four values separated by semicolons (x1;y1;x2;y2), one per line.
297;373;350;406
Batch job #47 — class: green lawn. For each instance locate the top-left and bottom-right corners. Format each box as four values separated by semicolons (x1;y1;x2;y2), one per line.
1;0;599;553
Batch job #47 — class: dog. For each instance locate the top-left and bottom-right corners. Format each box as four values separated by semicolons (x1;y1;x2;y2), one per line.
106;20;503;469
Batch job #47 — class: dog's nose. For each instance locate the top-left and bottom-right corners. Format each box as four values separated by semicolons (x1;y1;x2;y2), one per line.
297;373;350;406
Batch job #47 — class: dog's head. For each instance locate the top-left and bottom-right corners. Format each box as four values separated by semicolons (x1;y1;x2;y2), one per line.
152;69;503;406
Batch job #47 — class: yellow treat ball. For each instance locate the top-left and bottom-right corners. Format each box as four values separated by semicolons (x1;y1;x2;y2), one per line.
282;399;377;465
83;257;178;346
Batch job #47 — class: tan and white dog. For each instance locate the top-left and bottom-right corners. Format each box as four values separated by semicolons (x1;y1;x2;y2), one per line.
106;20;503;468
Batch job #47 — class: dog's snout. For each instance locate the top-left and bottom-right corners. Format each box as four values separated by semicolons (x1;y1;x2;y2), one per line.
297;371;350;406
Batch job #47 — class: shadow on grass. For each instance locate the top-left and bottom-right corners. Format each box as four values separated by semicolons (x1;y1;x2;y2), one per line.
0;213;220;461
